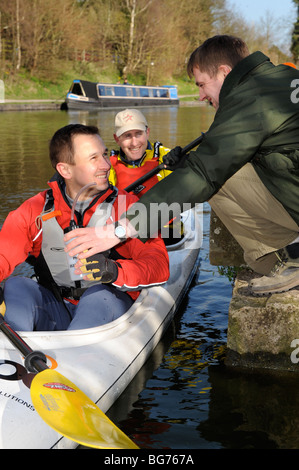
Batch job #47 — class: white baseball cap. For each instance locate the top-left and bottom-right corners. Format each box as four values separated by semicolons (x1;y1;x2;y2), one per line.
114;109;148;137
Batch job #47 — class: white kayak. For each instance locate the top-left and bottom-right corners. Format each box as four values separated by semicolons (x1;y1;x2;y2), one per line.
0;208;201;449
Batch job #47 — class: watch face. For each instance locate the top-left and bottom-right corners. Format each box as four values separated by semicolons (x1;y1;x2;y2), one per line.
115;225;126;239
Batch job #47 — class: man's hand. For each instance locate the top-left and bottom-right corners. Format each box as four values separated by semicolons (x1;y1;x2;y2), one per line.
78;254;118;283
64;225;118;259
163;146;184;170
64;219;138;260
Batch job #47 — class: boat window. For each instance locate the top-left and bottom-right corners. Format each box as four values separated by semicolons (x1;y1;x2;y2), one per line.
114;86;127;97
97;85;104;96
152;88;167;98
105;86;114;96
139;88;149;97
71;82;84;96
125;87;133;97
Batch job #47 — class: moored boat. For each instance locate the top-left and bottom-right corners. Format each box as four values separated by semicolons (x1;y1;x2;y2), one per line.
0;208;201;449
61;79;179;110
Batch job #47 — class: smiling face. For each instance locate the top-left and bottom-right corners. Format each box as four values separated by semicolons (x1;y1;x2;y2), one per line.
193;65;231;110
114;128;150;162
57;133;111;200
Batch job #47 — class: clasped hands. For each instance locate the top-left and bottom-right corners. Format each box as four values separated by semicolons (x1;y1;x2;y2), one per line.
64;224;116;258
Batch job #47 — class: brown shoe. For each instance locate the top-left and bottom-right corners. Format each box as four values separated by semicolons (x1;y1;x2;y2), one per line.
249;246;299;295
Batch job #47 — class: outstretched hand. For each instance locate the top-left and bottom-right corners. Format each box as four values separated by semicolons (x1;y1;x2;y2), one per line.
64;219;138;260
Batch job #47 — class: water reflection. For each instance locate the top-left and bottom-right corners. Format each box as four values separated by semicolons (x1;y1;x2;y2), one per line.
0;111;67;215
199;364;299;449
0;106;215;221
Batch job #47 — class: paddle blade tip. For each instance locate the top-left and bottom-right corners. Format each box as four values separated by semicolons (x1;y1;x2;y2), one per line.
30;369;139;449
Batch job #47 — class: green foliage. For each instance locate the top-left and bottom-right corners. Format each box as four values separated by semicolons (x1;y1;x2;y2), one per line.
3;65;197;100
217;265;244;285
0;0;295;99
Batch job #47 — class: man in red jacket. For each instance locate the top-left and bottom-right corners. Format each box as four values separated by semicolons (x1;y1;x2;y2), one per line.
1;124;169;331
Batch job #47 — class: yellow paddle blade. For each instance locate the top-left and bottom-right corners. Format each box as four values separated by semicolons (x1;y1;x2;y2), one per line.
30;369;139;449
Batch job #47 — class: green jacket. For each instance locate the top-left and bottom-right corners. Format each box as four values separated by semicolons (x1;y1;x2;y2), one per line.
130;52;299;240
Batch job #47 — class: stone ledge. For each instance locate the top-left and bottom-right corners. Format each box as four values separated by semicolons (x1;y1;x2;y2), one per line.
0;101;62;111
208;208;299;373
226;269;299;373
226;349;298;374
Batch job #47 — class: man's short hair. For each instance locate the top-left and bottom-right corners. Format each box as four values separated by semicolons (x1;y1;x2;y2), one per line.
187;35;250;78
49;124;100;169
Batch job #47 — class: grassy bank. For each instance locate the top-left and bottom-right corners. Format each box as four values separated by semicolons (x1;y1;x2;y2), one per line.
2;62;198;101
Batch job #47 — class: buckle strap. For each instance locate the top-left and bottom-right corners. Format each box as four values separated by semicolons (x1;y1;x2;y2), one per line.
59;286;87;300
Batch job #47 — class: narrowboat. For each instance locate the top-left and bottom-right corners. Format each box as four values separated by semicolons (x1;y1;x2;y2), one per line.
61;79;179;110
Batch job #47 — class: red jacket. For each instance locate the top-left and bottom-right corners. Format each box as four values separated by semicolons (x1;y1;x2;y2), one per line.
109;153;160;196
0;175;169;300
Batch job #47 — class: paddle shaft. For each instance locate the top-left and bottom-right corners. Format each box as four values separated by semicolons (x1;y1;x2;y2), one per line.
0;314;48;373
124;133;204;193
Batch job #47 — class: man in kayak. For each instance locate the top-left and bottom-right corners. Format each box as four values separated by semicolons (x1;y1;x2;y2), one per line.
0;124;169;331
64;35;299;296
109;108;172;197
109;108;183;243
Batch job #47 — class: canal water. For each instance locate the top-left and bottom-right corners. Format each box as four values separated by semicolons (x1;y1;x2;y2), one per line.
0;106;298;449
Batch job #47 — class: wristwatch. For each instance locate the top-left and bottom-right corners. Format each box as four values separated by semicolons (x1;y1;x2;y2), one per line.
114;221;127;242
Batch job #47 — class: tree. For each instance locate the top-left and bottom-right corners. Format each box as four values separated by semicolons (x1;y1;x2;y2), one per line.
0;0;95;78
291;0;299;63
20;0;94;78
0;0;295;85
15;0;21;70
0;0;22;72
